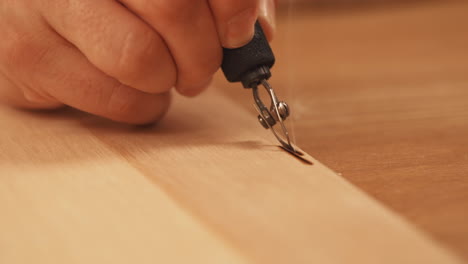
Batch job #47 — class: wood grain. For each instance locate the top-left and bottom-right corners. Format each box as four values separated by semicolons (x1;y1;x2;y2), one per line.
1;1;467;263
0;104;247;264
0;89;462;263
217;0;468;260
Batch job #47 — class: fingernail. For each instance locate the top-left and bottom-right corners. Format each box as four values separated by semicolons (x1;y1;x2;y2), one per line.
259;0;276;41
223;8;257;48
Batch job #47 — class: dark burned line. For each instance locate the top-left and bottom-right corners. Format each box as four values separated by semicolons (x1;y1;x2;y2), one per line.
279;146;314;165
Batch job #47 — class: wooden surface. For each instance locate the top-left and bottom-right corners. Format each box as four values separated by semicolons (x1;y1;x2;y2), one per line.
0;88;462;263
217;0;468;260
1;1;467;263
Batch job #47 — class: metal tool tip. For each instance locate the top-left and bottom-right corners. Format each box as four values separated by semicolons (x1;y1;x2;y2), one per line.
252;80;296;152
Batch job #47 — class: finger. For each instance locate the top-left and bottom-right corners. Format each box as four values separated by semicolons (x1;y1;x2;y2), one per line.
208;0;260;48
1;25;170;124
0;16;63;110
0;70;63;110
119;0;222;97
258;0;277;42
37;0;176;94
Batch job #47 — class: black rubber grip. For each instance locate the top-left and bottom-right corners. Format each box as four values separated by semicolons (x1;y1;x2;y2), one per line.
221;21;275;88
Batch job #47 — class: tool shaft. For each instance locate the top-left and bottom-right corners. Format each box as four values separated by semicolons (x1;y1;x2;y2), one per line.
221;21;297;154
221;21;275;88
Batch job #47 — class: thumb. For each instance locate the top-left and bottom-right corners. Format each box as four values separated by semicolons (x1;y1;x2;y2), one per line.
258;0;276;42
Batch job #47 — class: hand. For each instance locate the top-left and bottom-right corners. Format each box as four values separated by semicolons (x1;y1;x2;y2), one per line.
0;0;276;124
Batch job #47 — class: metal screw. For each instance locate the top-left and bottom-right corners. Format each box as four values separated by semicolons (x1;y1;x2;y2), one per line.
258;115;269;129
258;110;277;129
272;101;290;121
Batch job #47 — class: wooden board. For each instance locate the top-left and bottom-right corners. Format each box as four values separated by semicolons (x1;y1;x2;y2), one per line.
0;89;462;263
216;1;468;260
283;1;468;260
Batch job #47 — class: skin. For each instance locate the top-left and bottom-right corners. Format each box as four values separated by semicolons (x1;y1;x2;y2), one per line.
0;0;276;124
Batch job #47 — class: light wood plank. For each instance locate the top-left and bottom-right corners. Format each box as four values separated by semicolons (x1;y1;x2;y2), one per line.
0;103;247;264
0;89;462;263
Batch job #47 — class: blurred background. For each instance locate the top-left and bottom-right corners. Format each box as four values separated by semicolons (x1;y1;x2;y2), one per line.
216;0;468;260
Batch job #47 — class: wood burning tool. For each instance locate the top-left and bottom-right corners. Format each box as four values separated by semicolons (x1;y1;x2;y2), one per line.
221;21;299;155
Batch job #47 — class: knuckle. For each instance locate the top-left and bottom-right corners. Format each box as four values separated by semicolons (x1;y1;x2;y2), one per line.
145;0;198;24
0;29;55;91
1;33;36;70
114;27;160;81
225;1;260;21
182;47;222;84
